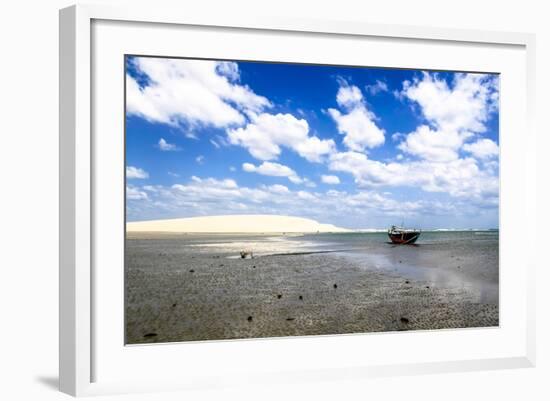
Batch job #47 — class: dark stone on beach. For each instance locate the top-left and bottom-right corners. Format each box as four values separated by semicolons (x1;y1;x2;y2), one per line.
253;265;256;269
399;260;402;263
333;284;338;289
172;303;177;307
247;316;253;322
286;318;295;321
219;264;224;267
400;317;410;324
457;266;461;268
277;294;282;299
405;280;410;284
189;269;194;273
426;286;430;289
299;295;303;300
143;333;157;338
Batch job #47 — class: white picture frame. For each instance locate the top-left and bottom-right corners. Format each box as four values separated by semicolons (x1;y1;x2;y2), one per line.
59;4;536;397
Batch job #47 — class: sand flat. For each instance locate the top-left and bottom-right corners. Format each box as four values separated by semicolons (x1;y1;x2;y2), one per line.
125;233;498;344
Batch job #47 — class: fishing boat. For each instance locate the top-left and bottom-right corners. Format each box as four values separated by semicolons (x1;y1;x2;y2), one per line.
388;225;421;245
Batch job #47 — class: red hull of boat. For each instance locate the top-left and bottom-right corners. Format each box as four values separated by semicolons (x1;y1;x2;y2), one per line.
388;232;420;244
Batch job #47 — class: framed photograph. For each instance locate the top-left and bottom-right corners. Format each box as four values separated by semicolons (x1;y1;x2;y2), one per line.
60;4;536;396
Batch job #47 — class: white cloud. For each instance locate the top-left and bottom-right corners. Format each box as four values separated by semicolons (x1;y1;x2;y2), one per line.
171;176;268;204
328;83;385;152
267;184;290;194
216;61;240;81
328;151;498;201
288;175;304;184
401;72;498;133
126;176;481;227
196;155;205;164
396;72;499;162
228;113;335;162
321;175;341;185
297;191;316;201
158;138;179;151
243;161;303;184
127;186;148;200
398;125;468;162
463;139;499;159
391;132;405;142
336;85;363;108
303;178;317;188
365;80;388;95
126;57;271;129
126;166;149;179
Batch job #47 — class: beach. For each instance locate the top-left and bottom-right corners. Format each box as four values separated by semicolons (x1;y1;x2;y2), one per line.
125;231;499;344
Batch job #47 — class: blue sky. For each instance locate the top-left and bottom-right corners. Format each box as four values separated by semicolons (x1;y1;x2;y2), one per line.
125;56;499;229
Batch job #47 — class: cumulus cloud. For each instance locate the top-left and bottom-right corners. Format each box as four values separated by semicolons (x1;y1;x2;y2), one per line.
398;125;467;162
365;80;388;95
463;139;499;159
396;72;498;161
402;72;498;133
126;57;271;129
126;166;149;179
321;175;341;185
228;113;335;162
126;185;148;200
243;161;304;184
328;151;498;201
328;82;385;152
158;138;179;151
267;184;290;194
336;85;363;108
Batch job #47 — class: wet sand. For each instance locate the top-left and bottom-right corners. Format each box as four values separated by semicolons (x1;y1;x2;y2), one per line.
125;233;498;344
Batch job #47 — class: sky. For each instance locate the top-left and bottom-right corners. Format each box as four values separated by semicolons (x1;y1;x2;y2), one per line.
125;55;500;229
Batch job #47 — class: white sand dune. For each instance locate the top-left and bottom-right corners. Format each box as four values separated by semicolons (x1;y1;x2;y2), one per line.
127;215;350;233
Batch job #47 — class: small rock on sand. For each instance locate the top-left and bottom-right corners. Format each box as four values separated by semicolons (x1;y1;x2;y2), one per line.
400;317;410;324
277;294;282;299
247;316;253;322
299;295;303;300
286;318;295;321
143;333;158;338
405;280;410;284
189;269;195;273
333;284;338;289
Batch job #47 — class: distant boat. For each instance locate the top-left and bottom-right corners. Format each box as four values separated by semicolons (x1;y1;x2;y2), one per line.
388;225;421;245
